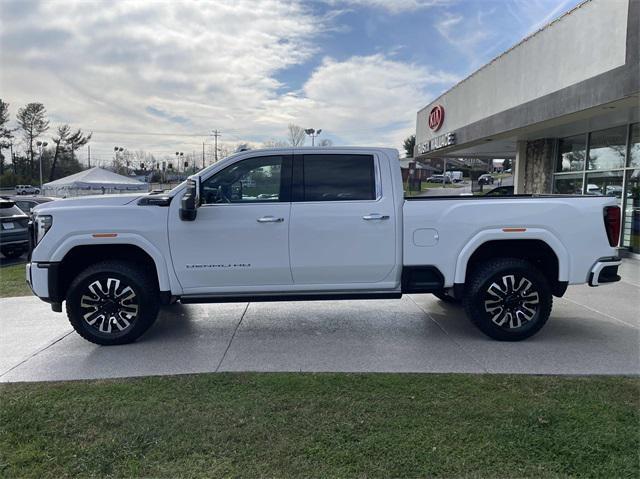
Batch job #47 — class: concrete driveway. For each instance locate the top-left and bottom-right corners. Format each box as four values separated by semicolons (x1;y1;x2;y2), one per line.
1;259;638;382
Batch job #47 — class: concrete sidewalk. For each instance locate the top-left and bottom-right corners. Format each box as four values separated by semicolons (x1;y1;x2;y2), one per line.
1;259;638;382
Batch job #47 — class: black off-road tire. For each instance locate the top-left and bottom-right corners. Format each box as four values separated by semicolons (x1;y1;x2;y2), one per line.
66;260;160;345
433;290;461;304
462;258;552;341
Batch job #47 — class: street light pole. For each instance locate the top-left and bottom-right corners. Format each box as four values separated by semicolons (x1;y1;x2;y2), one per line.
304;128;322;146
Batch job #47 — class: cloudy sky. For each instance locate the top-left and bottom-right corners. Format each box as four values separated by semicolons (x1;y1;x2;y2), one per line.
1;0;581;165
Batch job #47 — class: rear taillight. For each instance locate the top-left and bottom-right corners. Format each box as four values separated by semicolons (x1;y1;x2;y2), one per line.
603;206;621;247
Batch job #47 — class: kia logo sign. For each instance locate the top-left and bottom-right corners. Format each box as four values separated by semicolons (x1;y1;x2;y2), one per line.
428;105;445;132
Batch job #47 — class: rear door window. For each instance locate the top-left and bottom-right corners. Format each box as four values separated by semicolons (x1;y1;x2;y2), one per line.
0;204;25;217
301;154;376;201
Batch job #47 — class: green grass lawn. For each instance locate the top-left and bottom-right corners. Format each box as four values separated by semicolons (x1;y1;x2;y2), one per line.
1;373;638;478
0;262;32;298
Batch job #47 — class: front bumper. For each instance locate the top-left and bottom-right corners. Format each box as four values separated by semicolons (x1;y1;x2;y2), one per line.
26;262;62;311
588;257;622;287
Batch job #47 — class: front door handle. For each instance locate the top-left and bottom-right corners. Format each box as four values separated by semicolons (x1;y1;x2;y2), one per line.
362;213;390;221
257;216;284;223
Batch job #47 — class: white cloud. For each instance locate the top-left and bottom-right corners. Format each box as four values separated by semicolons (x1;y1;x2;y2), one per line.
273;54;458;148
435;12;491;54
0;0;458;162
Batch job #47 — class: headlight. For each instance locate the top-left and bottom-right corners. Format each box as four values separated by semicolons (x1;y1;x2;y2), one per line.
34;215;53;244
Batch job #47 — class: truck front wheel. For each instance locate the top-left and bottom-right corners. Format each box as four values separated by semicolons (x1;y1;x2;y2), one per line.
66;260;160;345
463;258;552;341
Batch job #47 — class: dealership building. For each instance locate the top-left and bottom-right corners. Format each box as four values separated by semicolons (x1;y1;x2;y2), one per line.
415;0;639;252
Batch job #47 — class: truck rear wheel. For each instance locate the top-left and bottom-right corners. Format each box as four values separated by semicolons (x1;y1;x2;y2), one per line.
462;258;552;341
66;260;160;345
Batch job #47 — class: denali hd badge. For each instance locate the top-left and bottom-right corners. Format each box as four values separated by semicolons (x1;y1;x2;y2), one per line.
186;263;251;269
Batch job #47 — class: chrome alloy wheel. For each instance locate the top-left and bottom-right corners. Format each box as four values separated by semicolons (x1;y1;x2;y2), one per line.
80;278;139;335
483;274;540;329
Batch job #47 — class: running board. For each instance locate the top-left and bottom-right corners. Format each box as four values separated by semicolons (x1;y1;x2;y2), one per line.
179;292;402;304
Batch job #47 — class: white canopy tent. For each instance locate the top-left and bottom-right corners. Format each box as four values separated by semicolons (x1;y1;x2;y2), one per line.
42;167;149;197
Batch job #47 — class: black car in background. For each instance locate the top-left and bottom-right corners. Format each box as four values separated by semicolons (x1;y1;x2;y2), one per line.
484;185;514;196
0;199;30;259
9;196;56;216
478;174;495;185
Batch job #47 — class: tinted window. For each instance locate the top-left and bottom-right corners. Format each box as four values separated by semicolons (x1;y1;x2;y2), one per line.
0;203;25;217
303;154;375;201
15;201;33;213
201;156;286;204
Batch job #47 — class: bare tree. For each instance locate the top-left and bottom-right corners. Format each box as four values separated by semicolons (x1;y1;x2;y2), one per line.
17;103;49;176
0;99;14;175
262;138;289;148
318;139;333;147
49;125;71;181
287;123;306;147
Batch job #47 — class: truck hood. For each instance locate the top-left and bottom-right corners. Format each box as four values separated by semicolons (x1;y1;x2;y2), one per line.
33;193;147;213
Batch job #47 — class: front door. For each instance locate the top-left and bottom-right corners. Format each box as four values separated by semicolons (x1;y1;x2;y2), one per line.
169;154;293;292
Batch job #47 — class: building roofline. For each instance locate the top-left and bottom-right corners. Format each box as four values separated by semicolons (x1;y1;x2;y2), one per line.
417;0;593;114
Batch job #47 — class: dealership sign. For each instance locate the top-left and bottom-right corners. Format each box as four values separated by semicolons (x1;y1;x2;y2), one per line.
428;105;445;131
417;132;456;154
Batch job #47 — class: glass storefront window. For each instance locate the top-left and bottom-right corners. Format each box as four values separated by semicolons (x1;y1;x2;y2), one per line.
588;126;627;170
584;171;624;202
628;123;640;168
553;174;583;195
623;168;640;252
556;134;586;172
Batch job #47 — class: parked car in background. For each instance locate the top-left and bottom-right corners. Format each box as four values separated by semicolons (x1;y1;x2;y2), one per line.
0;199;30;258
10;196;56;216
586;184;602;195
484;186;514;196
478;174;494;185
447;171;464;183
427;174;452;184
15;185;41;195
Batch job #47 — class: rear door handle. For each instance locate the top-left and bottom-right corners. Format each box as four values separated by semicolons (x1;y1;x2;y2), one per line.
257;216;284;223
362;213;389;221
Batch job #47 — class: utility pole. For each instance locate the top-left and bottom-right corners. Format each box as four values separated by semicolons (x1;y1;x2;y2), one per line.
202;142;205;169
211;129;221;162
88;145;91;168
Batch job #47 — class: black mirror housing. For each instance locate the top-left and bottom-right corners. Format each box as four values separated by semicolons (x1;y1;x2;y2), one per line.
180;177;200;221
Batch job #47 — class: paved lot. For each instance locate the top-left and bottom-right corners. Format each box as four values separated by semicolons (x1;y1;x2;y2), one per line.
1;259;638;382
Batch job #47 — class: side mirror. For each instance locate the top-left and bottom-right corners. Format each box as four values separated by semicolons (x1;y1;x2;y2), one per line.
180;176;200;221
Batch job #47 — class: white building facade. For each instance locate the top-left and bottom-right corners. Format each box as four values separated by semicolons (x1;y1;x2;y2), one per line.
415;0;639;252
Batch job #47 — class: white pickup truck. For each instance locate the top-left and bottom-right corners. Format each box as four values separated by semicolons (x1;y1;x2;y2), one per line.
26;147;622;345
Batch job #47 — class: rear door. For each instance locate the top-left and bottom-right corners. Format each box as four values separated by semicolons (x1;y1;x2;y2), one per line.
289;153;397;286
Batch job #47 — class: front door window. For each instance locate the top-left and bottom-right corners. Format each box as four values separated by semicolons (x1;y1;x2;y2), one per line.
201;156;286;204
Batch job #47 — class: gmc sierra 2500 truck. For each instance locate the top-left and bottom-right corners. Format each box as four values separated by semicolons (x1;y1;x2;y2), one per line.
26;147;622;345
